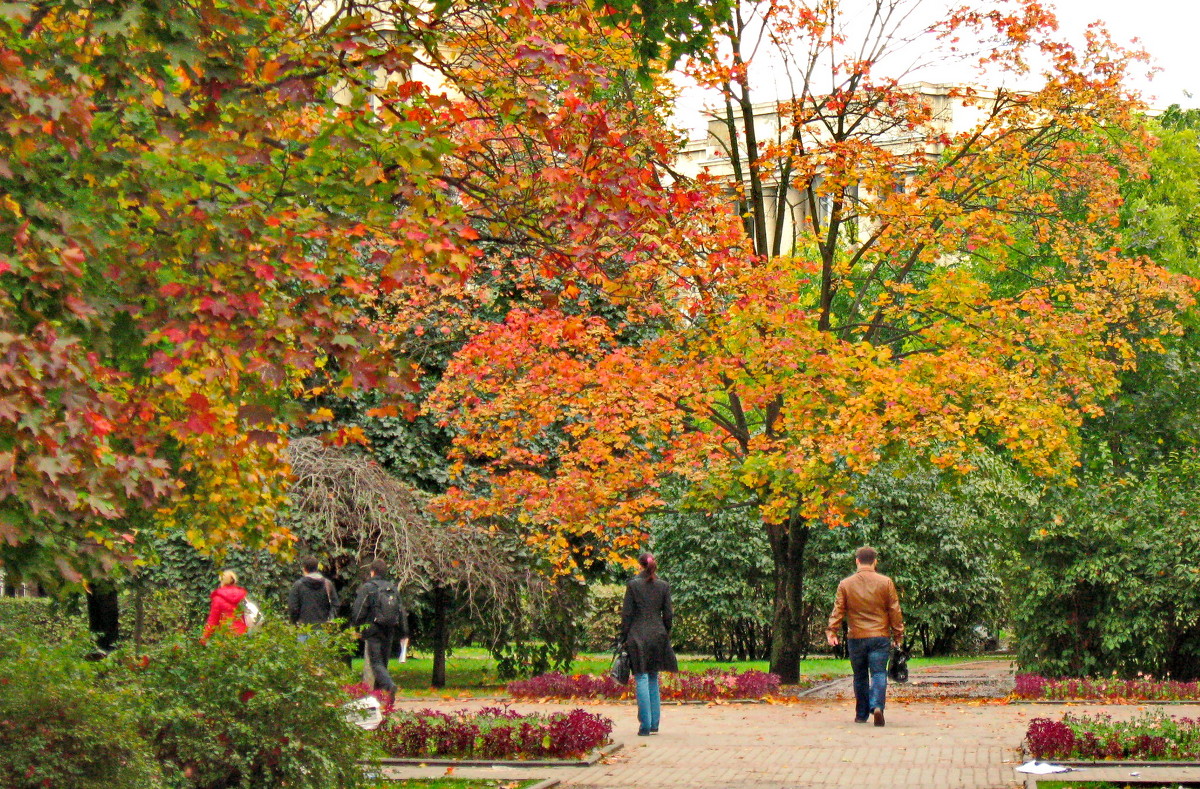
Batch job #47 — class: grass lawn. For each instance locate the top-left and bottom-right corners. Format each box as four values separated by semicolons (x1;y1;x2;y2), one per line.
353;647;997;696
371;780;538;788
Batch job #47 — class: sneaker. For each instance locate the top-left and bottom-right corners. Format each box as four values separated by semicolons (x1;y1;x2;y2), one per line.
872;707;885;727
649;727;658;734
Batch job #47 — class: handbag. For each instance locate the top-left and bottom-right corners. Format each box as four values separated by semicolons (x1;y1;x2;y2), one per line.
888;643;909;683
610;646;631;684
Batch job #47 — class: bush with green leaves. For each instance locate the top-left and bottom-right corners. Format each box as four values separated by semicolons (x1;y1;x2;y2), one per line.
805;458;1009;656
650;503;774;660
0;636;165;789
120;620;369;789
1010;452;1200;679
0;596;89;646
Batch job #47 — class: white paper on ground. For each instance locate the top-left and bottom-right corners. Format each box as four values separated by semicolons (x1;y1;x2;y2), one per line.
1015;761;1073;774
342;696;383;730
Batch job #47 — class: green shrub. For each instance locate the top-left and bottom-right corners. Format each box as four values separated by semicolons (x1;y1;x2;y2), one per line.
123;620;369;789
120;586;203;647
0;637;164;789
0;597;89;646
1011;454;1200;678
580;584;623;652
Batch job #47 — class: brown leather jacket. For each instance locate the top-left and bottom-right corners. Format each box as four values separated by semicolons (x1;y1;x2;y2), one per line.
826;567;904;641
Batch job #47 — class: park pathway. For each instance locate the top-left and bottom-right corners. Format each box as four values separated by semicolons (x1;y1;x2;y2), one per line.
381;661;1200;788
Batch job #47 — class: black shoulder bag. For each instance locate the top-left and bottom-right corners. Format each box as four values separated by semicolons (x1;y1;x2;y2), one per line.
888;643;910;683
609;640;631;684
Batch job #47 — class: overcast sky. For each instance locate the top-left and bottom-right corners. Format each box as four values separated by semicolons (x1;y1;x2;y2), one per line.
672;0;1197;136
1052;0;1198;107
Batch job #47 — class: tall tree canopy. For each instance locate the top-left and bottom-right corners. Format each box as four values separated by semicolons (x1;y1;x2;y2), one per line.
431;0;1195;681
0;0;711;584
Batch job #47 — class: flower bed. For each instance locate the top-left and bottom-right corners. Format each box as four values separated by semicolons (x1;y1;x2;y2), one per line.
506;669;781;700
1015;674;1200;702
376;707;613;760
1026;711;1200;761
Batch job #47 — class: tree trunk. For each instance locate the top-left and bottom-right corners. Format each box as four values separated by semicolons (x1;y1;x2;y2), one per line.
86;581;120;654
430;583;449;689
767;514;811;684
133;582;145;653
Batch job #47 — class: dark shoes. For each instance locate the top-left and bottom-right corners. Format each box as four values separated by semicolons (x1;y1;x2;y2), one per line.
650;728;658;734
638;728;651;736
872;707;885;727
854;717;869;723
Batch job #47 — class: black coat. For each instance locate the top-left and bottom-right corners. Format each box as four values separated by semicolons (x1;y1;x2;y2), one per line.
287;574;339;624
621;575;678;674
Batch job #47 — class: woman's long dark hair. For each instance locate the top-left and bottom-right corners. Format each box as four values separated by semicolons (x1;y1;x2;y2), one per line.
638;552;658;581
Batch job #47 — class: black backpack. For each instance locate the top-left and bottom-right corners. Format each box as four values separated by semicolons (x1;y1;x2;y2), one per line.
371;581;402;627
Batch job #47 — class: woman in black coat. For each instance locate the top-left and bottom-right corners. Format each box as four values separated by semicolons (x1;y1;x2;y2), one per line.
621;552;678;736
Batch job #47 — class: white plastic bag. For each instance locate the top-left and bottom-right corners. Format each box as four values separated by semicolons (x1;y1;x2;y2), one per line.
342;696;383;731
241;597;263;631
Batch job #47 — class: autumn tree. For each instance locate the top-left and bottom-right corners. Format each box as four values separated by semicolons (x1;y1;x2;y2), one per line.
0;0;720;592
431;0;1194;682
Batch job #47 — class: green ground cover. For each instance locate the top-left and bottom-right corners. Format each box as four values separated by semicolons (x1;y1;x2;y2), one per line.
357;649;993;696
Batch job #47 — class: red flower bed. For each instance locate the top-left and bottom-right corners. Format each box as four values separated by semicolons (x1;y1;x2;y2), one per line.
1015;674;1200;701
342;685;613;760
507;669;782;700
377;706;612;760
1026;711;1200;761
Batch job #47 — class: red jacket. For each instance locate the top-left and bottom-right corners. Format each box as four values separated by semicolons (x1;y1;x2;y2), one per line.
203;584;248;641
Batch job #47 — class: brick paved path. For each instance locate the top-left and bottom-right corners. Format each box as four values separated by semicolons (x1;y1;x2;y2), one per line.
381;663;1200;788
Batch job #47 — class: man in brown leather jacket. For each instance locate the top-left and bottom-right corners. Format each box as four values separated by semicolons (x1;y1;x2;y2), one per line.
826;546;904;726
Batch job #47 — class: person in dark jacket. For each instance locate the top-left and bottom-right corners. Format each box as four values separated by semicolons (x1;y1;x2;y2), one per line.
287;556;339;639
351;559;404;698
621;552;678;737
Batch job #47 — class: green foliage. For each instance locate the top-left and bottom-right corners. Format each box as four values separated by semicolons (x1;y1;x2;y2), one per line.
650;504;773;659
806;458;1009;656
121;620;368;789
1124;108;1200;278
579;583;624;652
0;596;89;646
594;0;733;70
1011;451;1200;679
0;637;165;789
489;577;590;679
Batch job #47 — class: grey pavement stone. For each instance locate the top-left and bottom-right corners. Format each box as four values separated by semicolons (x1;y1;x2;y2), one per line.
381;662;1200;788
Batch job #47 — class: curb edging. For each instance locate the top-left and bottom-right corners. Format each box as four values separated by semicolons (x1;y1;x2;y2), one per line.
371;740;623;768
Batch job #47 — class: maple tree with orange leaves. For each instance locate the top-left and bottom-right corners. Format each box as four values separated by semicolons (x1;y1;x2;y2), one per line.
430;0;1196;682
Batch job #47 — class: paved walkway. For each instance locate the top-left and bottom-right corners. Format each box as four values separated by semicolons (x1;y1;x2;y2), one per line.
381;661;1200;788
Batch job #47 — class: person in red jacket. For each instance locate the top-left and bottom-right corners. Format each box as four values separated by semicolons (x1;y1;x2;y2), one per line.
202;569;249;643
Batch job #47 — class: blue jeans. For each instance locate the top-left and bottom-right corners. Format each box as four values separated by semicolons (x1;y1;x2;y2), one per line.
635;672;660;732
847;636;890;720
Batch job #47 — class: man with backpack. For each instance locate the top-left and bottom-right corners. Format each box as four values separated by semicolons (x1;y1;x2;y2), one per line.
352;559;405;698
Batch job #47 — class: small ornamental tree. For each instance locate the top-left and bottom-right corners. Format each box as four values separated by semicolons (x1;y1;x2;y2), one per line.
430;0;1195;682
